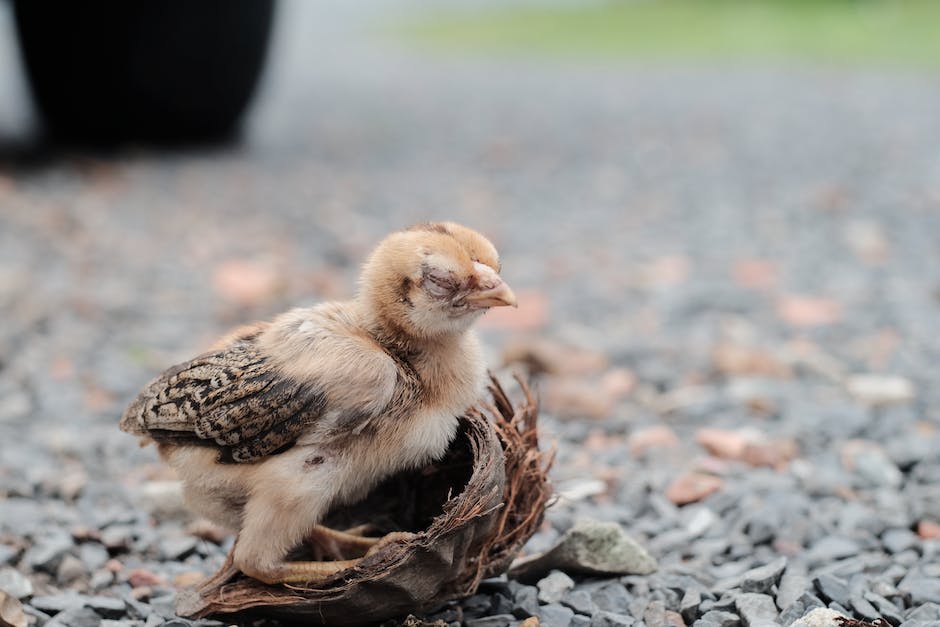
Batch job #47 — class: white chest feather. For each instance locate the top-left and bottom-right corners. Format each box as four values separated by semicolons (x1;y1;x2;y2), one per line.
395;409;460;469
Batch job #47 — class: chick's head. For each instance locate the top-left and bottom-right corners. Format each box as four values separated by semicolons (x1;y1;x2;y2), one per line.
359;222;516;339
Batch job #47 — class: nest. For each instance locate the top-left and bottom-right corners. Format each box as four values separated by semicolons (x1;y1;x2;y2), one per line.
176;375;552;625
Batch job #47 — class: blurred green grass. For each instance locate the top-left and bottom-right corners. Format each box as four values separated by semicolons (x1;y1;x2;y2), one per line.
398;0;940;67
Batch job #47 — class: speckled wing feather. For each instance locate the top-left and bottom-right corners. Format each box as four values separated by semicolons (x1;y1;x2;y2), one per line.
120;337;327;463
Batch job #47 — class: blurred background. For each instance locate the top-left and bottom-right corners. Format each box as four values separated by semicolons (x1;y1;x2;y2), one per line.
2;0;940;622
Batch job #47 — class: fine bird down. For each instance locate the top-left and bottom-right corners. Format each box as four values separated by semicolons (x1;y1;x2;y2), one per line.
120;223;517;585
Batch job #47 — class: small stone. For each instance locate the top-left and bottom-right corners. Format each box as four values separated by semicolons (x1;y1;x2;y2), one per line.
862;593;903;625
539;603;575;627
735;593;777;627
680;588;702;624
792;607;846;627
740;557;787;594
882;528;919;554
645;599;667;627
511;583;539;618
697;610;740;627
845;375;915;405
30;593;88;614
685;508;719;538
779;593;826;627
562;590;597;616
0;568;32;600
849;595;880;622
85;596;125;619
22;533;74;574
591;610;635;627
666;473;723;506
537;571;575;604
629;426;680;457
0;546;17;566
573;616;593;627
100;526;134;552
173;572;205;588
126;569;165;588
840;440;903;488
462;594;492;618
89;570;113;591
696;429;750;460
160;537;198;561
511;521;657;580
78;543;110;571
806;537;860;566
592;583;632;613
776;572;812;611
465;615;514;627
45;606;101;627
814;575;851;606
905;603;940;622
665;610;686;627
899;576;940;605
919;521;940;540
56;554;86;584
0;590;27;627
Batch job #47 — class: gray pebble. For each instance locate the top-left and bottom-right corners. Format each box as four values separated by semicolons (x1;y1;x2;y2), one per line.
697;610;741;627
592;583;632;613
86;595;126;618
22;531;74;574
538;570;576;604
0;566;33;599
906;603;940;622
814;575;851;606
160;537;198;561
592;610;636;627
806;537;860;566
465;614;515;627
46;606;102;627
849;595;881;622
680;588;702;624
863;592;903;625
90;568;114;591
644;600;666;627
741;557;788;594
0;545;17;566
56;553;87;584
79;542;111;571
573;615;594;627
29;592;84;614
735;593;778;627
540;603;576;627
564;589;598;616
900;576;940;605
512;583;539;618
883;528;919;555
777;571;813;611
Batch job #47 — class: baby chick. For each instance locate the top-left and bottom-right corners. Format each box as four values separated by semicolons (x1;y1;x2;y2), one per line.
120;222;516;585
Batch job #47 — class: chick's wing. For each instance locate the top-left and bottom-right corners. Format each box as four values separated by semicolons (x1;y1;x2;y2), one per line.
120;335;329;463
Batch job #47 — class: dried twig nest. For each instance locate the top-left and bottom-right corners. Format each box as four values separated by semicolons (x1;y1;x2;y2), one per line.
176;375;552;625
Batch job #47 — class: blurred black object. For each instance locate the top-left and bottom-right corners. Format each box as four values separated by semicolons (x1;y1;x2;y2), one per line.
13;0;275;144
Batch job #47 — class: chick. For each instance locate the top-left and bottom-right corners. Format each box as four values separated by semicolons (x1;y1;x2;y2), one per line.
120;222;516;585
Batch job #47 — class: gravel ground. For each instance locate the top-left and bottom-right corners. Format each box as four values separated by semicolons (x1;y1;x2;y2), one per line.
3;2;940;626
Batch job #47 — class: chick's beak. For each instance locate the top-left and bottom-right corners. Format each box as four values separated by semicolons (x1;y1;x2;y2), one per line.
465;262;518;309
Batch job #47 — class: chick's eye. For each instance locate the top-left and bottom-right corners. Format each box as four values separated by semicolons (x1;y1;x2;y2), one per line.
421;268;458;299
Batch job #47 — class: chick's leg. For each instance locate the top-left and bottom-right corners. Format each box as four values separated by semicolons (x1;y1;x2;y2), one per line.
307;524;381;560
234;496;364;585
307;525;417;561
